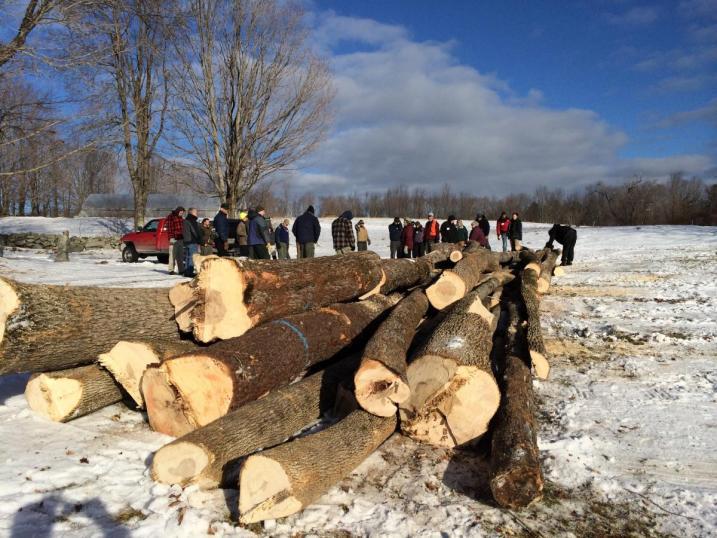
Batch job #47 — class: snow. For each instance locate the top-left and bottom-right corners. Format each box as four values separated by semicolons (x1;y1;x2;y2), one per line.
1;216;716;537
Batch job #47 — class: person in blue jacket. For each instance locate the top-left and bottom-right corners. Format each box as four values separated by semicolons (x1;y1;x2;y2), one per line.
248;206;271;259
274;219;291;259
291;205;321;258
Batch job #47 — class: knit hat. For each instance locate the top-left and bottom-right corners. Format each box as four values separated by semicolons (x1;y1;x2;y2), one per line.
307;205;315;214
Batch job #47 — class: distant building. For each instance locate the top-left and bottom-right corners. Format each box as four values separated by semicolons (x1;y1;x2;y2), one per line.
79;193;222;219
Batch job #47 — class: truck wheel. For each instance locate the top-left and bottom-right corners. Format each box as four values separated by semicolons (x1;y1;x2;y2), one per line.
122;244;139;263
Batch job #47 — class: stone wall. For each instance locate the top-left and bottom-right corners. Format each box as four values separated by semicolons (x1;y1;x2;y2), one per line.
0;232;121;252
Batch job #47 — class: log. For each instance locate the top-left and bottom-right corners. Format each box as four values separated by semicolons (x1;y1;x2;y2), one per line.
143;295;398;437
98;340;199;408
399;274;512;448
449;240;482;262
378;249;450;295
536;249;560;294
354;290;429;416
553;266;566;277
520;255;550;379
151;355;359;488
489;300;544;508
425;250;501;310
0;278;180;375
175;251;385;343
25;364;123;422
238;409;396;523
54;230;70;262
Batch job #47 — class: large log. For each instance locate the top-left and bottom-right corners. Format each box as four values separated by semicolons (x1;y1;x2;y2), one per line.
425;250;501;310
399;273;513;448
238;409;396;523
354;290;429;416
25;364;123;422
143;295;398;437
537;249;560;294
0;278;180;375
175;252;385;343
151;355;359;488
520;255;550;379
98;340;199;407
489;300;544;508
378;249;450;295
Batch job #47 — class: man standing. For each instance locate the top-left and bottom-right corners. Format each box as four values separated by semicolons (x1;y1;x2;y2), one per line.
292;205;321;258
440;215;458;243
235;211;249;257
355;220;371;251
275;219;291;259
424;212;440;252
182;207;201;277
509;212;523;251
248;206;272;259
388;217;403;258
545;223;577;266
165;206;185;275
496;211;510;252
213;202;230;256
332;211;355;254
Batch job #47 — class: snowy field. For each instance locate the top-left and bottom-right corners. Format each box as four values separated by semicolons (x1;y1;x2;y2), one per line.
0;217;716;537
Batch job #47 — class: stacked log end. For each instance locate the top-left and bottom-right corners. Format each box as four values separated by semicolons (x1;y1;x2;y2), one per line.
425;250;501;310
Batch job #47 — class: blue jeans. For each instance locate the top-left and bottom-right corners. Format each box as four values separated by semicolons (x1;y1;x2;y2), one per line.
501;234;508;252
184;243;199;275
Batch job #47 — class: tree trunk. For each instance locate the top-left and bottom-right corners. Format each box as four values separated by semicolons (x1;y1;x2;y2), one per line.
537;249;560;294
151;355;360;489
143;295;399;437
175;251;385;343
354;290;429;417
399;275;511;448
98;340;199;408
378;249;450;295
0;278;180;375
489;301;544;509
520;256;550;379
425;250;501;310
24;364;124;422
238;409;396;523
54;230;70;262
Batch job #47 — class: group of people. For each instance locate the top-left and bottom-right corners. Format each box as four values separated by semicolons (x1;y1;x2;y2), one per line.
164;204;577;276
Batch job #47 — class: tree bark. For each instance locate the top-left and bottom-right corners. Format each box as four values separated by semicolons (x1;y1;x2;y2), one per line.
54;230;69;262
0;278;180;375
238;409;396;523
379;249;450;295
143;295;399;437
537;249;560;294
489;301;544;509
175;251;385;343
151;355;360;489
354;290;429;416
425;250;501;310
520;256;550;379
24;364;124;422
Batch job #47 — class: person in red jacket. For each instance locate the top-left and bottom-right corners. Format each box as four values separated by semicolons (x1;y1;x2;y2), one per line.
469;220;489;248
424;212;440;253
496;211;510;252
401;219;415;258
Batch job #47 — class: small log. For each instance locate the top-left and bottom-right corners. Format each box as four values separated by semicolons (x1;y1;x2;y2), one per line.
0;278;180;375
54;230;70;262
537;249;560;294
151;356;359;488
143;295;398;436
354;290;429;416
489;300;544;508
175;251;385;343
25;364;123;422
553;266;566;277
520;254;550;379
425;250;501;310
449;240;482;262
379;249;450;295
238;409;396;523
99;340;199;408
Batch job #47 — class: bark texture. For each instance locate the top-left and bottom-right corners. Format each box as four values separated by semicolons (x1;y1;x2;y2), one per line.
25;364;124;422
426;250;501;310
238;409;396;523
151;355;360;488
0;278;179;374
520;258;550;379
537;249;560;294
379;250;448;294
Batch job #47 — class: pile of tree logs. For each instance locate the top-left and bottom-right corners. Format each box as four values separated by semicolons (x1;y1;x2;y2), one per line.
0;243;563;521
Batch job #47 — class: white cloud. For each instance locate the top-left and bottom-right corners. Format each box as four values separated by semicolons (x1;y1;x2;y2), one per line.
658;98;717;127
605;6;660;26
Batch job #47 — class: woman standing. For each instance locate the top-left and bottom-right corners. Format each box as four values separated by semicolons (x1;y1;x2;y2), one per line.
355;220;371;251
496;211;510;252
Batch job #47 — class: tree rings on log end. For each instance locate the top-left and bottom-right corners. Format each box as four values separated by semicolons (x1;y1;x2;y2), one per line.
0;278;20;346
151;441;212;486
169;282;196;333
354;359;410;417
449;250;463;263
426;272;466;310
142;368;195;437
99;341;160;407
524;262;541;276
490;469;544;509
25;374;82;422
239;456;302;523
530;350;550;380
553;266;566;277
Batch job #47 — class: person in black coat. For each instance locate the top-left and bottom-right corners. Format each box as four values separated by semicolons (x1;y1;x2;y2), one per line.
388;217;403;258
213;203;230;257
440;215;458;243
182;208;202;276
291;205;321;258
477;214;490;237
508;212;523;251
545;224;577;265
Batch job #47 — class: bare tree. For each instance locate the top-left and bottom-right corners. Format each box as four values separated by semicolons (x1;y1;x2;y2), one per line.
170;0;334;216
0;0;62;69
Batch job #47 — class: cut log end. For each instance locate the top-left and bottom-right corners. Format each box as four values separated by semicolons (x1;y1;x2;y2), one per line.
0;278;20;345
151;441;212;486
358;269;387;301
491;468;544;509
425;272;466;310
536;278;550;295
354;359;410;417
141;368;195;437
467;294;495;325
25;374;82;422
169;282;195;333
530;350;550;380
99;341;160;407
524;262;541;276
239;455;302;524
401;355;457;414
449;250;463;263
553;266;566;277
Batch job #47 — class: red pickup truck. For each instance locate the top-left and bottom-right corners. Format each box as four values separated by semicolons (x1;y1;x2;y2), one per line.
120;218;171;263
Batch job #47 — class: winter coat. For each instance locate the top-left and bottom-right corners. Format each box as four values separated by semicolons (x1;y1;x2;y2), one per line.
414;226;424;243
497;217;510;236
292;210;321;244
424;219;440;241
236;220;248;246
546;224;577;247
248;211;271;246
332;211;355;250
275;224;289;245
213;211;229;241
356;225;370;243
508;218;523;240
388;222;403;242
165;211;184;240
456;225;468;242
469;226;489;247
440;219;458;243
478;217;490;237
401;223;415;249
200;226;213;246
182;214;201;245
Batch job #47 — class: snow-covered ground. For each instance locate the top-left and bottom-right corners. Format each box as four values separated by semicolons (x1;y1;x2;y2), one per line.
1;217;716;537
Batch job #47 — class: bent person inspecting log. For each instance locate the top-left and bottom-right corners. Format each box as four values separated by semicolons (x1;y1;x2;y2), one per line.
0;278;180;375
354;290;429;416
238;409;396;523
151;356;359;489
175;251;385;343
143;295;399;437
425;250;501;310
25;364;124;422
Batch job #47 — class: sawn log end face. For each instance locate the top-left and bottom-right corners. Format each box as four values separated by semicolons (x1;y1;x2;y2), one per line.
151;441;212;486
490;468;544;509
238;455;301;524
98;341;160;408
25;373;82;422
354;359;410;417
